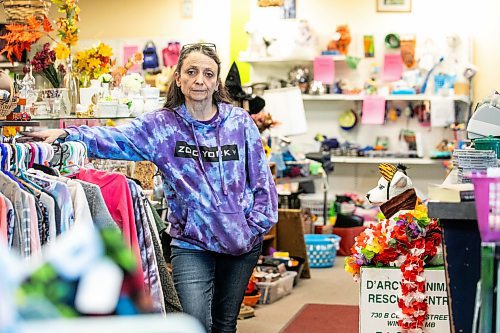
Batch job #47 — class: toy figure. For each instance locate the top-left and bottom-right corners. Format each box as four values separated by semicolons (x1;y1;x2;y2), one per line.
327;25;351;55
365;163;443;264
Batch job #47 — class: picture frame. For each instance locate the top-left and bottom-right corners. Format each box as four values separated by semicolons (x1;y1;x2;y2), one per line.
376;0;412;12
282;0;296;19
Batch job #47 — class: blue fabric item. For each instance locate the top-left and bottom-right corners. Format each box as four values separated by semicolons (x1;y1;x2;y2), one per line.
65;103;278;256
171;243;261;333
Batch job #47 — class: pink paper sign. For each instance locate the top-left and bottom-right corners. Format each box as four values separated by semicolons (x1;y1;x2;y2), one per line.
382;53;403;82
123;45;140;72
362;96;386;125
313;56;335;85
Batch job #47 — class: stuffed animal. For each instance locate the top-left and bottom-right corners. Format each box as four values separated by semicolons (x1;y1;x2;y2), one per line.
327;25;352;55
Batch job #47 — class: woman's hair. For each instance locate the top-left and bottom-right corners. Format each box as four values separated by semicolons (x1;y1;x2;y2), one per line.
164;43;233;110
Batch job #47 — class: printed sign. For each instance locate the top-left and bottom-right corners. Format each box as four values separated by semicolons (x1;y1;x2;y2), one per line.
360;267;451;333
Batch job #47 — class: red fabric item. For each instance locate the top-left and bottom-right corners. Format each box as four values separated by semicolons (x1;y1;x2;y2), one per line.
76;168;144;291
332;226;367;256
280;303;359;333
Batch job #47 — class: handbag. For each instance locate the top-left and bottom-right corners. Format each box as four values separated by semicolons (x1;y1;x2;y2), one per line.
162;41;181;68
142;41;160;70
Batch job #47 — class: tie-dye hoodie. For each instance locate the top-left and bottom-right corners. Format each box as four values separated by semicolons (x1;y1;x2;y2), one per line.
64;103;278;255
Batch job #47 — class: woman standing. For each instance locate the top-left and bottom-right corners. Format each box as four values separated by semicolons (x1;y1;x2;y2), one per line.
27;43;278;333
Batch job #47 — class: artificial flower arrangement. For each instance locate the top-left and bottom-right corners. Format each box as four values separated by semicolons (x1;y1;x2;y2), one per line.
73;42;114;86
0;0;80;62
121;73;145;96
111;52;144;86
345;204;442;333
52;0;80;59
31;43;66;88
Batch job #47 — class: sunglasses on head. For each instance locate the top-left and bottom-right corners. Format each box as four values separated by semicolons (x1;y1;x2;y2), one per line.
181;43;217;52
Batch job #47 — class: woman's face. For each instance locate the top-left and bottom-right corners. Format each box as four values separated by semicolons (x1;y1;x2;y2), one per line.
175;52;219;105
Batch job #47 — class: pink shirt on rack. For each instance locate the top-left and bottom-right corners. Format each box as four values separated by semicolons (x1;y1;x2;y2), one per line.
0;195;6;245
75;168;144;291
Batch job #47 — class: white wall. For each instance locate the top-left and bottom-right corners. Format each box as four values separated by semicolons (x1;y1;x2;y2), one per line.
0;0;233;76
297;0;500;100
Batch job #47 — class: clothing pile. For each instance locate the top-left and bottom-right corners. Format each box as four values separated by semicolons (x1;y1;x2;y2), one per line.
0;141;181;318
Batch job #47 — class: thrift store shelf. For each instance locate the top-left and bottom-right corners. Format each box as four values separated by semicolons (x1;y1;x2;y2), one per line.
0;121;40;127
302;94;470;103
239;55;346;63
331;156;448;165
0;61;23;69
32;116;136;120
275;175;324;184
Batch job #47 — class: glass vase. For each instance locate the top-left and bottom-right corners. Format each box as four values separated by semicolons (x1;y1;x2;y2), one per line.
41;88;67;118
63;55;80;115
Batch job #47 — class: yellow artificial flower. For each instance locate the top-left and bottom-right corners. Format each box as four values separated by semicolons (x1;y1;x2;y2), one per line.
63;32;78;46
366;238;382;254
87;58;101;70
54;43;70;60
97;43;113;58
411;204;428;220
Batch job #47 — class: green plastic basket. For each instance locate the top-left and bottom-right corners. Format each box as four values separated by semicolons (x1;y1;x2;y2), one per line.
474;136;500;159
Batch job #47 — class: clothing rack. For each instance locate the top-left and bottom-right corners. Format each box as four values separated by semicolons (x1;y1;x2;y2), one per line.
0;138;181;325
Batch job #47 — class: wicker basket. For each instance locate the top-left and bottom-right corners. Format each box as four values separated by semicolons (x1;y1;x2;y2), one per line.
0;71;18;120
0;0;51;22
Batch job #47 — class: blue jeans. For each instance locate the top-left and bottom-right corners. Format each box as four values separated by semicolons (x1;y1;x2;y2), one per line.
171;243;261;333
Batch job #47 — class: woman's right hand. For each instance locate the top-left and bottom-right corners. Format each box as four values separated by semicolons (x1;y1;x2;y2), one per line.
22;129;68;144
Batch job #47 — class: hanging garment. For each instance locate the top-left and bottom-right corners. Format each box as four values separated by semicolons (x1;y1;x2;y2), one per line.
65;180;93;225
25;174;74;235
146;200;182;313
148;200;167;235
26;194;41;256
38;193;56;245
128;180;165;314
0;194;6;244
30;171;94;226
0;172;31;257
3;195;15;249
36;198;50;246
75;168;144;290
75;180;117;230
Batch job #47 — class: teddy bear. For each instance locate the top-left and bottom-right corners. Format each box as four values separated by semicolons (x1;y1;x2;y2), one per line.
327;25;352;55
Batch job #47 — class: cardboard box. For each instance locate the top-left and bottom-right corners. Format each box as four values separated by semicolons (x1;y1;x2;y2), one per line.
360;266;451;333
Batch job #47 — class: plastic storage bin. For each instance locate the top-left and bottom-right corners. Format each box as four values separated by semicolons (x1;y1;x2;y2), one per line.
474;136;500;159
304;234;341;268
299;193;335;220
471;173;500;242
256;271;297;304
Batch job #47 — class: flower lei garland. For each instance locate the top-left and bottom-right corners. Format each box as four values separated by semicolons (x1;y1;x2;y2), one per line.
345;205;442;332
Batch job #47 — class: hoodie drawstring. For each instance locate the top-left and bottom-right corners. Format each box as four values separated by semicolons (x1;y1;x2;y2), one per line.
215;123;228;196
191;123;223;205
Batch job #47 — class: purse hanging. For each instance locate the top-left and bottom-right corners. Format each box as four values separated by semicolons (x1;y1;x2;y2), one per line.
162;41;181;68
142;41;160;70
